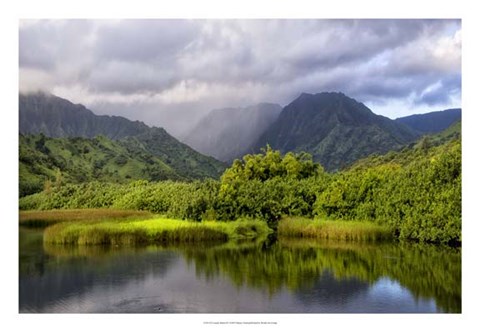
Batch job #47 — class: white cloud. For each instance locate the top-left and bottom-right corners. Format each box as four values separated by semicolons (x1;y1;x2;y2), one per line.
19;19;462;135
19;68;55;92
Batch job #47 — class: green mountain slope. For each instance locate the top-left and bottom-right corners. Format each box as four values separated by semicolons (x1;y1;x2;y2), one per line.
252;92;419;171
430;119;461;143
120;127;226;180
345;119;461;172
20;134;177;196
19;132;225;197
19;93;226;196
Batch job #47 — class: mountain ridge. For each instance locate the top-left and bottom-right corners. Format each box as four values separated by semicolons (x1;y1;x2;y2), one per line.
19;91;461;181
395;108;461;134
19;92;151;139
19;92;226;195
251;92;420;171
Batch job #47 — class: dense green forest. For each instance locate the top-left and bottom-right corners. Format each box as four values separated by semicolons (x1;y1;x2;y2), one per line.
20;132;461;245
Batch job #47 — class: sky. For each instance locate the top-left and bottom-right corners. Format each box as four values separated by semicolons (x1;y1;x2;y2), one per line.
19;19;461;136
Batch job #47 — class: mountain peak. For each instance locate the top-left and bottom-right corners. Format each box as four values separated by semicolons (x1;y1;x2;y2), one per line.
19;93;152;140
298;92;313;99
284;91;377;127
315;91;346;97
293;91;359;109
253;91;418;171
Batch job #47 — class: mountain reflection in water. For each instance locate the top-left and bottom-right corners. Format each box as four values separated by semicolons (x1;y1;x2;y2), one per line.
19;228;461;313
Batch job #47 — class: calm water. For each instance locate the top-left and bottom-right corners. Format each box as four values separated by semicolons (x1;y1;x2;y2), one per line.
19;228;461;313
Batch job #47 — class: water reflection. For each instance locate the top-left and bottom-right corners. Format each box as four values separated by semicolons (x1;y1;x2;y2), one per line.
19;228;461;313
182;238;461;313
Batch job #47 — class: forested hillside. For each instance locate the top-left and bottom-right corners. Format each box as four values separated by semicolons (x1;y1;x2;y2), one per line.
19;93;226;196
19;133;225;196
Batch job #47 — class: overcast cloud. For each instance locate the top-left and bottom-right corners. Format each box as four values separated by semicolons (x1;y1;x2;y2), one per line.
19;19;461;136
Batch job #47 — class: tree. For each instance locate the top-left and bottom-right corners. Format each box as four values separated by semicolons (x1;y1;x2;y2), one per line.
221;145;321;185
217;146;326;224
54;168;63;189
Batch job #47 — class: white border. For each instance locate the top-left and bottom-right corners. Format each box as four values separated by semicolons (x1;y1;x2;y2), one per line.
3;1;478;331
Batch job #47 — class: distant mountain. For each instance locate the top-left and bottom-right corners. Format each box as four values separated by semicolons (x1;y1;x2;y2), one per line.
395;108;461;134
252;92;419;171
19;93;226;196
19;92;149;139
182;103;282;162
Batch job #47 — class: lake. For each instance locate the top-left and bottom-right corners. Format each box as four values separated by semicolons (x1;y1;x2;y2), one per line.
19;227;461;313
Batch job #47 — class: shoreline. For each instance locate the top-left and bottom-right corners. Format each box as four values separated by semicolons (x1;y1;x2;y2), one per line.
19;209;454;246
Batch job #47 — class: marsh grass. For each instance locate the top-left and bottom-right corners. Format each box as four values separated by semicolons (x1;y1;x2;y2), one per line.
278;217;393;242
44;218;271;245
19;209;153;227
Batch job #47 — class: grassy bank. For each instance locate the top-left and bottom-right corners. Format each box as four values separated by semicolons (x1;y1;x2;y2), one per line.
19;209;153;227
24;209;394;244
278;217;393;242
43;217;272;245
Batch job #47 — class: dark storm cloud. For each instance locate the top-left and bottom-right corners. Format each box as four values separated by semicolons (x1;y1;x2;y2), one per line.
280;20;424;71
19;19;461;133
278;19;460;106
